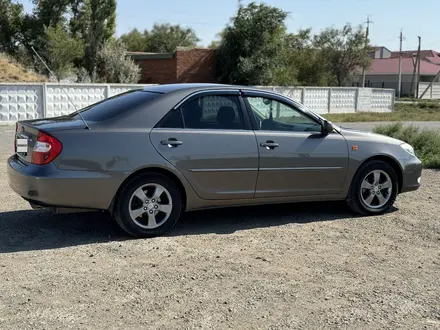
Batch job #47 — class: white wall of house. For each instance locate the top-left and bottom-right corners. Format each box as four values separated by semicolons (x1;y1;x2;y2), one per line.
368;47;392;59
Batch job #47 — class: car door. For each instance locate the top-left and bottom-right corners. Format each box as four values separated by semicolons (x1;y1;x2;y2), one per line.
150;90;259;200
242;90;349;198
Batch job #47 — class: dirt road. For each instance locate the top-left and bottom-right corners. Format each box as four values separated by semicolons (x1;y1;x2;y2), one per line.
0;131;439;330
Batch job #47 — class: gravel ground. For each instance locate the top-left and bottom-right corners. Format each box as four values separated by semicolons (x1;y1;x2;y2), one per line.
0;129;439;330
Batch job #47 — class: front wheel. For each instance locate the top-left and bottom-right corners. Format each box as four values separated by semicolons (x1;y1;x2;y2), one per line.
347;160;398;215
114;174;182;238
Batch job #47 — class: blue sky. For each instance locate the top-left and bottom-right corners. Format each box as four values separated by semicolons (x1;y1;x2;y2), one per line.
20;0;439;51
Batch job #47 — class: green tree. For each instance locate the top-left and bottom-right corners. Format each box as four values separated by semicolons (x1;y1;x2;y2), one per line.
44;23;84;79
17;0;74;72
277;29;332;86
119;28;148;51
97;39;140;83
32;0;71;28
0;0;24;54
25;0;72;51
81;0;117;76
216;2;288;85
146;23;199;52
313;24;371;86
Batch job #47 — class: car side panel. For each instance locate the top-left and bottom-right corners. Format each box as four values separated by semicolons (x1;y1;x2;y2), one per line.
47;128;202;210
254;131;349;197
339;129;422;196
149;128;259;200
7;156;126;210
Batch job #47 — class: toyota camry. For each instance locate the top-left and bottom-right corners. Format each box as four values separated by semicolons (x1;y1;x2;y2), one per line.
7;83;422;237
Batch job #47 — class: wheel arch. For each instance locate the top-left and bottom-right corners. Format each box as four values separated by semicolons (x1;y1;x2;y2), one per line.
109;167;188;216
354;154;403;193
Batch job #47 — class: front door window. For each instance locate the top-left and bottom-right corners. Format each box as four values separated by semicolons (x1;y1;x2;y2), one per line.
246;96;322;133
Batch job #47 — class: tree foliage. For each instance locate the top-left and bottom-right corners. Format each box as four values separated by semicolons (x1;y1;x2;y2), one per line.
44;23;84;79
313;24;371;86
80;0;117;76
0;0;25;54
147;23;199;52
215;2;372;86
216;2;288;85
119;23;199;53
119;28;148;52
97;39;140;83
2;0;372;87
4;0;116;81
277;29;332;86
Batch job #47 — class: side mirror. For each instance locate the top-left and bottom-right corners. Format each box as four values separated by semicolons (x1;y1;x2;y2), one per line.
321;120;334;135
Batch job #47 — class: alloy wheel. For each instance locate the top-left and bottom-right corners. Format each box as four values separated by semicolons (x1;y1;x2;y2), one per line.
360;170;393;209
128;183;173;229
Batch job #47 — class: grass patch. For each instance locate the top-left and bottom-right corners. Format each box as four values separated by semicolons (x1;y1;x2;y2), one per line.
324;100;440;122
373;122;440;168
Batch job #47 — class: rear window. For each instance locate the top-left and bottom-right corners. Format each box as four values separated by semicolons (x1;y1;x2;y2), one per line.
70;90;161;122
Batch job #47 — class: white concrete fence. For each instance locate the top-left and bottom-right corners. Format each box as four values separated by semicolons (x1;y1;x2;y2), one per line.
418;82;440;99
0;83;395;123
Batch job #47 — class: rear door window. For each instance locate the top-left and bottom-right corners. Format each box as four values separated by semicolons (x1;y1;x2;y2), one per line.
180;95;245;130
70;90;161;122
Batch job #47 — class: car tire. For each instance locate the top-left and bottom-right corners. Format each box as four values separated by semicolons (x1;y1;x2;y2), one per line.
114;173;182;238
347;160;398;216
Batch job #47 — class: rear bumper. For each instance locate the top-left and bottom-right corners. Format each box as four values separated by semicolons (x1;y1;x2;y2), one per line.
400;156;423;193
7;155;126;210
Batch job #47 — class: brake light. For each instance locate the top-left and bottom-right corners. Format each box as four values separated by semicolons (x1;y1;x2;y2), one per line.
14;123;18;153
31;131;62;165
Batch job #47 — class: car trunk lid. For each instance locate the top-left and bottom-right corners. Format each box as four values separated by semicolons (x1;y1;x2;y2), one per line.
14;117;86;163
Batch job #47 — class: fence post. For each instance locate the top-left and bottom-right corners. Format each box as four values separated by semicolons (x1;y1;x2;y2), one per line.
391;89;395;112
301;87;305;104
328;87;332;113
106;85;111;98
355;88;360;112
41;82;47;118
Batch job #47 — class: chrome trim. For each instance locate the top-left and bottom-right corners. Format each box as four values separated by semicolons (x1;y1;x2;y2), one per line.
260;167;343;171
189;168;257;173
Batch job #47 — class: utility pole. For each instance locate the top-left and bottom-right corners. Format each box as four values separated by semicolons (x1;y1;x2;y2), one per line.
416;36;421;98
410;54;418;98
360;16;373;88
397;30;404;99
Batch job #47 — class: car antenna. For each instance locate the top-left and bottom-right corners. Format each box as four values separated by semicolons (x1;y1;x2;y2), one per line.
31;46;90;130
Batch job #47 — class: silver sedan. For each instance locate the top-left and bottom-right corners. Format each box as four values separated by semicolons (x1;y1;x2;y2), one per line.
7;83;422;237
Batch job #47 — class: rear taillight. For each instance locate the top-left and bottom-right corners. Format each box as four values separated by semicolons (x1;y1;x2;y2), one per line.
31;131;62;165
14;122;18;153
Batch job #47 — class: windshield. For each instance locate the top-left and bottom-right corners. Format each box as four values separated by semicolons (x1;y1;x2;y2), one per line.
69;90;162;122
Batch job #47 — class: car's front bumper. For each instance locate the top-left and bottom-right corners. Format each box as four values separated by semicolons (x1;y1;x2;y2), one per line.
400;156;423;193
7;155;126;210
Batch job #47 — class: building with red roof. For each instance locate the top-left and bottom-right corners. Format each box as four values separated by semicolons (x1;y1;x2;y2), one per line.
350;46;440;97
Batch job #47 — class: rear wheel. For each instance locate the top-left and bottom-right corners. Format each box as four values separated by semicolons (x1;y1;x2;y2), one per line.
347;160;398;215
114;174;182;238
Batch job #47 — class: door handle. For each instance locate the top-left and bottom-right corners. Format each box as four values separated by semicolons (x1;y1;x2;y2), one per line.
161;138;183;148
260;140;279;149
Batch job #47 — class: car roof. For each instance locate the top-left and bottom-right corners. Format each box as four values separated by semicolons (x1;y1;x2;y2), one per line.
142;83;245;94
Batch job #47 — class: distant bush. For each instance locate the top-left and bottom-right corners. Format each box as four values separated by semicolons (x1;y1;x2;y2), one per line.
97;39;141;84
373;122;440;169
